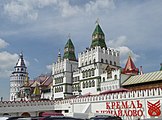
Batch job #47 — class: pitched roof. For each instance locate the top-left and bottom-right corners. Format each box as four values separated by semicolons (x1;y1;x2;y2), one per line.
65;39;74;48
33;84;41;95
63;38;76;61
92;24;104;35
15;53;26;67
122;71;162;86
91;23;107;49
42;75;52;86
122;56;139;75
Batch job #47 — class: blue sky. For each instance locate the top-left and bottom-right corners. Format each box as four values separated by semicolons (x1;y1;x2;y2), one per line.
0;0;162;100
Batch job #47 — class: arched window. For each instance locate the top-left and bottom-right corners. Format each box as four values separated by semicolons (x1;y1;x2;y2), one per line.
93;59;96;63
89;70;91;77
114;75;117;80
89;60;91;64
103;77;105;82
114;61;116;66
106;60;108;63
109;50;112;55
92;69;95;76
85;61;87;65
83;82;85;88
89;81;92;87
92;80;95;87
86;81;88;88
101;59;104;63
82;71;85;78
86;71;88;77
110;61;112;65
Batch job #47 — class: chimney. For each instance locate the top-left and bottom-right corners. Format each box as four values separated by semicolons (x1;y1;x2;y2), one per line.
140;66;143;75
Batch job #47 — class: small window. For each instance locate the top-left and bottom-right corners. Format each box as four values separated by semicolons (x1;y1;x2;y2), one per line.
83;82;85;88
92;80;95;87
93;59;96;63
103;77;105;82
101;59;104;63
114;75;117;80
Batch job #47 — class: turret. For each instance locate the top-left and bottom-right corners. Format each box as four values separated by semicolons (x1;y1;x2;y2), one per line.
32;84;41;100
122;55;139;75
63;37;76;61
90;20;107;49
10;52;28;101
57;49;61;62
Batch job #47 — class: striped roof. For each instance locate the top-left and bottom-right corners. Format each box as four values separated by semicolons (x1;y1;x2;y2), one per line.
122;71;162;86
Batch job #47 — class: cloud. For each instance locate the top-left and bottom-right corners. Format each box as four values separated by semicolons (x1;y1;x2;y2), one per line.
58;0;80;17
107;36;140;66
108;36;127;48
0;51;18;78
85;0;115;14
0;38;9;48
3;0;116;22
46;64;52;71
34;58;39;63
4;0;38;22
117;46;140;65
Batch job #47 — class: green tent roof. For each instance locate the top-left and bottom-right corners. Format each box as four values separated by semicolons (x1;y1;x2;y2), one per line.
92;24;104;35
63;38;76;61
91;23;107;48
65;39;74;48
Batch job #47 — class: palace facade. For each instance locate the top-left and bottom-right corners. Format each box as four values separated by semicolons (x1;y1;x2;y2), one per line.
10;21;162;102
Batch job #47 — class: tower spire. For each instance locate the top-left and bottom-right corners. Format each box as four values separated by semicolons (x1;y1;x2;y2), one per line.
57;49;61;62
90;19;107;49
122;55;139;75
63;36;76;61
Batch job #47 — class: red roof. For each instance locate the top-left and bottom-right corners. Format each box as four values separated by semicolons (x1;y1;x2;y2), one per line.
122;56;139;75
99;88;130;95
41;112;64;117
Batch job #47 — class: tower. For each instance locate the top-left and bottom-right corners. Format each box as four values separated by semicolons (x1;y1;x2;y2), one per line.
90;21;107;49
78;21;120;95
10;53;28;101
52;37;78;100
122;55;139;75
63;37;76;61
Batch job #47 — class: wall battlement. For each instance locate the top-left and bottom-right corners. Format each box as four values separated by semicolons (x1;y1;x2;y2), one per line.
0;88;161;108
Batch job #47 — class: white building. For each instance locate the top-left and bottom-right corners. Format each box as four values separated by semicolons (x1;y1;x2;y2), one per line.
10;53;28;101
52;22;121;100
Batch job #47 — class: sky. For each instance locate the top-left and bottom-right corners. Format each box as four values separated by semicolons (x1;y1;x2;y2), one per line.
0;0;162;100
